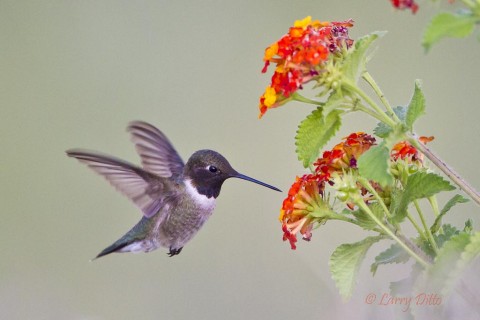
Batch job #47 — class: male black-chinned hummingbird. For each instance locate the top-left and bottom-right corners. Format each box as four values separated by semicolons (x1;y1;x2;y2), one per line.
66;121;281;259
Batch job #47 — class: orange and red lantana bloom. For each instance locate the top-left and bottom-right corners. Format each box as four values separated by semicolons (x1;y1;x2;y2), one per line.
280;133;376;249
391;136;434;162
390;0;419;14
259;16;354;117
279;175;319;249
280;133;433;249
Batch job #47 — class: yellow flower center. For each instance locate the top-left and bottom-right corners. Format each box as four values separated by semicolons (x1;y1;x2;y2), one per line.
264;42;278;61
294;16;312;29
263;86;277;107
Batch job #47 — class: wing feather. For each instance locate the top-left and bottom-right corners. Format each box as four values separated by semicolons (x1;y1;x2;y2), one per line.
66;149;172;218
127;121;184;179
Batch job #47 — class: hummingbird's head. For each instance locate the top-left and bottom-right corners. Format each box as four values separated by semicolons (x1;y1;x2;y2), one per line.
185;149;281;198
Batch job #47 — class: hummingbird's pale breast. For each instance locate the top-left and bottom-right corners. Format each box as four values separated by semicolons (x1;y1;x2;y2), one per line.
184;179;216;211
157;179;216;251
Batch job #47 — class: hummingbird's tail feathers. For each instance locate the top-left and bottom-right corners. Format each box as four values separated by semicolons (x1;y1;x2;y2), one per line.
93;217;159;259
127;121;185;179
66;149;169;218
94;237;148;259
94;236;156;259
94;240;130;259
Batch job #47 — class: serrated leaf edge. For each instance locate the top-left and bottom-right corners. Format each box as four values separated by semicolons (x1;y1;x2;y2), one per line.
329;236;382;300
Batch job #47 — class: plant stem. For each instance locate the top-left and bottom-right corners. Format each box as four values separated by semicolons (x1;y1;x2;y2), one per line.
413;200;439;254
330;212;360;225
342;80;396;128
355;198;430;267
428;196;440;218
407;212;426;240
362;72;401;123
428;196;444;234
291;92;323;106
408;133;480;206
358;177;392;219
353;103;385;122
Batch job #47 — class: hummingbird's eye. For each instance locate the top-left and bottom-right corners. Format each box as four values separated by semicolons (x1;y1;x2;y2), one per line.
208;165;218;173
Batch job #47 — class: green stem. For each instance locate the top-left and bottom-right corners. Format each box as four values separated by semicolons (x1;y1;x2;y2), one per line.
330;212;359;225
355;199;430;267
357;177;392;219
407;211;426;240
414;200;439;254
329;212;386;235
291;92;323;106
362;72;401;123
352;103;385;122
428;196;444;234
407;133;480;206
428;196;440;218
342;80;397;128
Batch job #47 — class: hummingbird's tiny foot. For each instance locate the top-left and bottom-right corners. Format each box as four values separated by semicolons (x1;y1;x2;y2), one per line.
167;247;183;257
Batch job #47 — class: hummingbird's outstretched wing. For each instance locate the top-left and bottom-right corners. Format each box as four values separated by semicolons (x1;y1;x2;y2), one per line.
66;149;175;218
127;121;184;179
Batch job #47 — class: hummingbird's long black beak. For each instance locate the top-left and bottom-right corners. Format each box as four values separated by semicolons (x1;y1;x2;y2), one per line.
234;173;282;192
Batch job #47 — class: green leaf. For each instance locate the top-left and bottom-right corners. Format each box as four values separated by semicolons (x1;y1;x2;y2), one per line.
413;231;480;317
430;194;469;233
351;203;384;231
436;232;480;302
373;122;390;139
464;219;473;233
429;231;469;268
373;106;406;138
321;91;344;114
343;31;386;82
388;187;404;223
408;171;454;197
403;171;455;200
433;232;480;314
295;108;342;168
393;171;455;224
436;232;471;263
418;223;460;257
370;243;410;276
458;231;480;261
439;194;469;216
414;232;472;296
405;80;426;131
330;236;382;300
357;142;393;187
423;12;476;52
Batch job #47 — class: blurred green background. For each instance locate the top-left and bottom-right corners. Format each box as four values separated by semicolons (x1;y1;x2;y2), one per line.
2;1;479;319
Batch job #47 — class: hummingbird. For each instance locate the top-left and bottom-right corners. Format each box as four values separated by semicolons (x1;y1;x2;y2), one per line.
66;121;281;259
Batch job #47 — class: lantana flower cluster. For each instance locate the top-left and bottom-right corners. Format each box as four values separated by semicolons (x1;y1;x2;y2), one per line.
390;0;419;14
391;136;433;162
259;16;354;118
280;133;431;249
390;0;455;14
